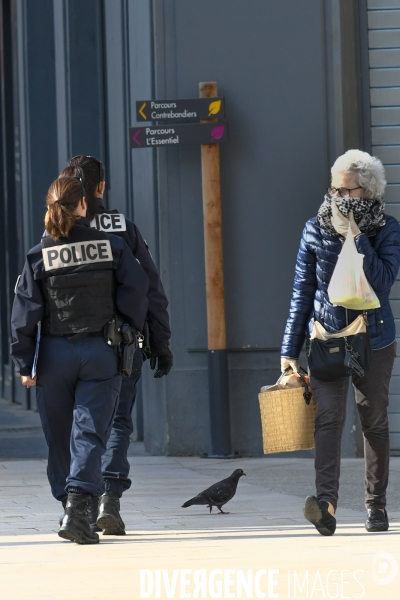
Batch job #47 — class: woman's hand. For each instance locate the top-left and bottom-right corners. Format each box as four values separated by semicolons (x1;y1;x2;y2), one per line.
281;357;299;373
331;204;361;238
21;376;37;388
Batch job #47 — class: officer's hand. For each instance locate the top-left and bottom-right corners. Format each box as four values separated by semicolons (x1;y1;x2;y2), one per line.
150;347;173;378
21;375;37;388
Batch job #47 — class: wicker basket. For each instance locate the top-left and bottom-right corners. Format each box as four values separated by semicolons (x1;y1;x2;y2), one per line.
258;384;316;454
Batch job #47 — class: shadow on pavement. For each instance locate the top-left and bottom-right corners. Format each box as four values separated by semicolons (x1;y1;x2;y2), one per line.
2;525;400;547
0;397;147;461
0;398;47;460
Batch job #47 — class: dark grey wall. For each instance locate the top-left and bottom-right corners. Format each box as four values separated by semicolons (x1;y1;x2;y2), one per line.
142;0;367;457
3;0;370;457
53;0;106;171
147;0;328;456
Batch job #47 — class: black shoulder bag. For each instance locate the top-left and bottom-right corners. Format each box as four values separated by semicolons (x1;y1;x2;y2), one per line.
308;313;371;381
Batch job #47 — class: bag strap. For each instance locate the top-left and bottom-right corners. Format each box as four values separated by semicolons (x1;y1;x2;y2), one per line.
278;367;313;405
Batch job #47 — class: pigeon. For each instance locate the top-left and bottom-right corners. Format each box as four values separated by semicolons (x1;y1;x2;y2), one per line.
181;469;246;514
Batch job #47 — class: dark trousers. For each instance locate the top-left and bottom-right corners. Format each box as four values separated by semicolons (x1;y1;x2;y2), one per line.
311;341;396;511
101;348;143;496
36;335;121;502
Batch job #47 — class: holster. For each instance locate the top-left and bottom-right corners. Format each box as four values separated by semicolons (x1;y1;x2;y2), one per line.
119;323;137;377
104;316;125;347
104;317;139;378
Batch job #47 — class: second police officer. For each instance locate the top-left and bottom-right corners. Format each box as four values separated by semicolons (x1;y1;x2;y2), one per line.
60;155;172;535
10;176;149;544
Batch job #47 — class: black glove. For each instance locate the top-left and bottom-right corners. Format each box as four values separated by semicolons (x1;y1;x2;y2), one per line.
150;347;173;378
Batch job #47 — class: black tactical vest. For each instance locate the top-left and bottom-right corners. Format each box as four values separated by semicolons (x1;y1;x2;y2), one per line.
41;226;115;336
90;209;127;240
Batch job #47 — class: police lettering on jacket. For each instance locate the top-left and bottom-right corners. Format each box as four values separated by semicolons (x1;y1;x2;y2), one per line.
42;240;112;271
90;213;126;233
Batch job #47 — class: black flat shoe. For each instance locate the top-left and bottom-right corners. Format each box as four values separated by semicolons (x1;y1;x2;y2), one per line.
304;495;336;536
365;508;389;532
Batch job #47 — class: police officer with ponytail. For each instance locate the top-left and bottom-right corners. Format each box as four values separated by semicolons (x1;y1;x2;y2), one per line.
60;156;172;535
10;176;149;545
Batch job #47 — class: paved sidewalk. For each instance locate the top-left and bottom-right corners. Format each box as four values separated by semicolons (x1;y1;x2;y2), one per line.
1;399;400;599
1;451;400;599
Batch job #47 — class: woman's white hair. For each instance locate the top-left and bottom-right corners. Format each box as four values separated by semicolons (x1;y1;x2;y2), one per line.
331;149;386;199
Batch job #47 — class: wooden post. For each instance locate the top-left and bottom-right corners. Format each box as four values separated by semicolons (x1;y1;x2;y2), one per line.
200;81;232;457
199;82;226;350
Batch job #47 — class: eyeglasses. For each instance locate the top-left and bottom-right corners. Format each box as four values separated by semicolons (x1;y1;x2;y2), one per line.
328;186;363;198
69;155;105;182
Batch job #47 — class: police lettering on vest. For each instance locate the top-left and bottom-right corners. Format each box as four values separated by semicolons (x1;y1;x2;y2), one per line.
42;240;113;271
90;213;127;233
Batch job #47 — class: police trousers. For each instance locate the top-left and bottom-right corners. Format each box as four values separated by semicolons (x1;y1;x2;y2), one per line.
310;341;396;511
36;335;121;502
101;348;143;496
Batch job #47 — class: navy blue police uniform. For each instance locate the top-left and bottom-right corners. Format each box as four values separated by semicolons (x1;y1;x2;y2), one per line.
90;202;171;497
10;219;149;503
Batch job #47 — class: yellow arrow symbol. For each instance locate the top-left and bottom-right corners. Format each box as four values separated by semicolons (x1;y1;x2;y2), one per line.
139;102;147;120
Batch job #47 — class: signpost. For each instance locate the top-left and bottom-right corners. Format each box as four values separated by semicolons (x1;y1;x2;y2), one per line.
136;98;226;121
199;82;231;458
131;83;232;457
129;122;229;148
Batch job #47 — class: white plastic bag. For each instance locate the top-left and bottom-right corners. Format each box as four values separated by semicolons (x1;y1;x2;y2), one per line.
328;225;380;310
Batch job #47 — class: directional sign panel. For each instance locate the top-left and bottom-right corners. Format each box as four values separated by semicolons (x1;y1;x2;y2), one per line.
129;123;229;148
136;98;226;121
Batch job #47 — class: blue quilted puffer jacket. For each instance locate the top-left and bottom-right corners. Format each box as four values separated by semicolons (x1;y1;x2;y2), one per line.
281;214;400;358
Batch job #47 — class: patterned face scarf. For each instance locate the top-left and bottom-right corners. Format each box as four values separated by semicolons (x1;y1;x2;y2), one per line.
317;194;386;236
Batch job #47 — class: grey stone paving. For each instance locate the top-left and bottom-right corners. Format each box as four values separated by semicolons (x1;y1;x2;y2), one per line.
2;397;400;536
2;400;400;600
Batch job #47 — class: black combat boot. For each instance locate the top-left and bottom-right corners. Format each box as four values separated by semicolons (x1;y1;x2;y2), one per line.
87;496;102;533
97;491;126;535
59;500;67;527
58;492;100;544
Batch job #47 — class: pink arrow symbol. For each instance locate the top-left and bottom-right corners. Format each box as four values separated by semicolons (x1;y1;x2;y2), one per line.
132;129;141;146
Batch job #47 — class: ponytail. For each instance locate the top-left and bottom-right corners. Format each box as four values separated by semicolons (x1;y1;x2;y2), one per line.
45;203;76;240
45;177;84;240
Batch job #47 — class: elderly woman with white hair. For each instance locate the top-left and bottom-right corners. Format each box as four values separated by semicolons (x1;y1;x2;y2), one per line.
281;150;400;536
